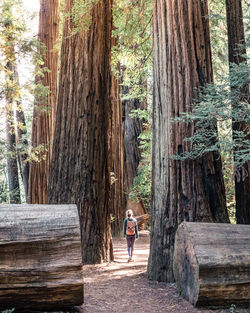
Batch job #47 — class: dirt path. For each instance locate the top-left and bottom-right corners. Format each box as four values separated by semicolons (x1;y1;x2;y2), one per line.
78;233;250;313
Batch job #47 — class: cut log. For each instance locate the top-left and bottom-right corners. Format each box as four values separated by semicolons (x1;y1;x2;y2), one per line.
135;214;150;228
173;222;250;307
0;204;83;311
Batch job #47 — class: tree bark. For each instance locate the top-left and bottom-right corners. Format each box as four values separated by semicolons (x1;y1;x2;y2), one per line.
148;0;229;283
0;204;83;311
29;0;60;204
48;0;113;263
173;222;250;307
225;0;250;224
109;64;126;235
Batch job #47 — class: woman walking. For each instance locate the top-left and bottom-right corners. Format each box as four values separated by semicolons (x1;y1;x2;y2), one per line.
123;210;138;262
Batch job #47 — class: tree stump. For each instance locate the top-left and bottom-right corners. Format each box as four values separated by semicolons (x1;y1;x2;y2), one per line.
0;204;83;311
173;222;250;307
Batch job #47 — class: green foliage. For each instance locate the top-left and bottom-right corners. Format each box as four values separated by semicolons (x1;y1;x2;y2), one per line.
64;0;98;34
28;143;49;163
229;304;236;313
0;180;8;203
0;0;26;43
129;108;151;122
207;0;250;221
208;0;228;80
112;0;153;211
112;0;153;101
0;0;52;203
172;49;249;218
221;150;235;223
129;109;152;211
0;147;8;203
1;309;15;313
129;160;151;210
0;0;49;116
172;58;249;169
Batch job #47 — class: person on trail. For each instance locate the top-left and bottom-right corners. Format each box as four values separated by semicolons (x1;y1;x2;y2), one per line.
123;209;138;262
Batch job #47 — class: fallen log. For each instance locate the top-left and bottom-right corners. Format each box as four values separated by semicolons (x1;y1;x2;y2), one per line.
173;222;250;307
135;214;150;229
0;204;83;311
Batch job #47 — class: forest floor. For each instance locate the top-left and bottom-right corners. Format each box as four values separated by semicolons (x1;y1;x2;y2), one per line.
77;232;250;313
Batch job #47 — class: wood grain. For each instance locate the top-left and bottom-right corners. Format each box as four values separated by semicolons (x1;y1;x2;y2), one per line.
173;222;250;307
0;204;83;310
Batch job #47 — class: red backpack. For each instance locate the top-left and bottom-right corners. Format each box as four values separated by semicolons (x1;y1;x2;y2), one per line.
126;219;135;235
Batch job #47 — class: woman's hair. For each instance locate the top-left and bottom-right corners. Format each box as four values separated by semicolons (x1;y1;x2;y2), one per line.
126;210;133;218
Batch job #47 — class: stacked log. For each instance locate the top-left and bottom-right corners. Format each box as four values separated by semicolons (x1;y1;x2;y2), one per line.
173;222;250;307
135;214;150;229
0;204;83;311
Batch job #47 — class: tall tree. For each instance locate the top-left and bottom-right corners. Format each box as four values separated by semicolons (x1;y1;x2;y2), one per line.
29;0;60;204
109;63;126;235
148;0;229;283
48;0;113;263
15;68;29;201
225;0;250;224
1;0;21;203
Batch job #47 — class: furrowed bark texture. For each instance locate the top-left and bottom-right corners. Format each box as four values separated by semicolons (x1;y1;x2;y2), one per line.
225;0;250;224
29;0;60;204
48;0;113;263
148;0;229;283
0;204;83;310
109;61;126;235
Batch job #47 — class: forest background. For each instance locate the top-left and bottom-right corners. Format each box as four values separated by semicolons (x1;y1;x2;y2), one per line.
0;0;249;279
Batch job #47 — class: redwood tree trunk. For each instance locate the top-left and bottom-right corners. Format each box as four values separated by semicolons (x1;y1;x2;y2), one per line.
29;0;60;204
225;0;250;224
48;0;113;263
109;66;126;235
148;0;229;283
